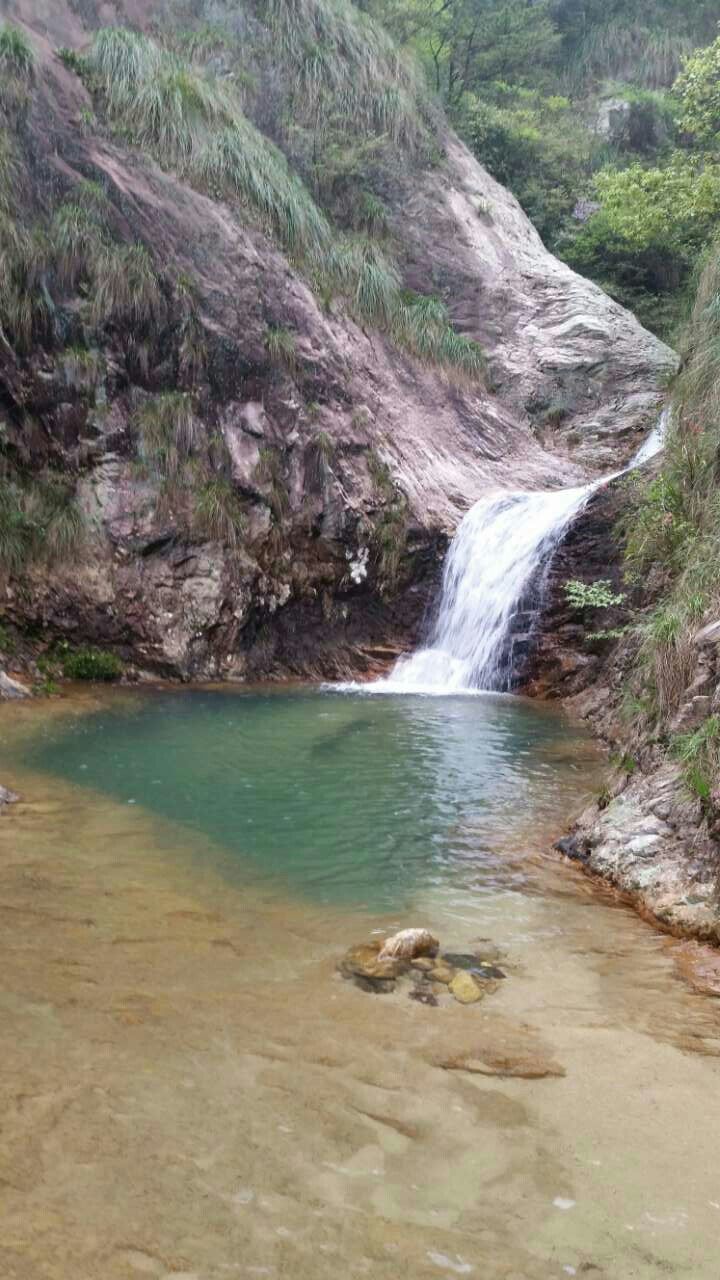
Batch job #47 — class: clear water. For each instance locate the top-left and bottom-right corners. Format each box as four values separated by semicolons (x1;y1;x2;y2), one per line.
2;687;720;1280
11;686;601;911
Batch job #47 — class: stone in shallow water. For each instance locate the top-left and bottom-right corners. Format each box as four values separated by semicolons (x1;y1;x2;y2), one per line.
428;963;456;985
338;942;407;991
449;972;484;1005
408;987;438;1007
442;953;506;979
411;956;436;972
378;928;439;961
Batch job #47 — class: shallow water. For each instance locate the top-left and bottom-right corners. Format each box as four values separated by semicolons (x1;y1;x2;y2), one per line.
1;687;720;1280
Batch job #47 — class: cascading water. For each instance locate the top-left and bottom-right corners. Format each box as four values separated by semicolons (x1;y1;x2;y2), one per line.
374;483;595;694
370;410;670;696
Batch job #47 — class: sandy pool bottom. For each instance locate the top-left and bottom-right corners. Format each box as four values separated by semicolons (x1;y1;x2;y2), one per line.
0;694;720;1280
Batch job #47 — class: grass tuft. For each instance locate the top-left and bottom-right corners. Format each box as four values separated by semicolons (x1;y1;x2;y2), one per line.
0;22;34;80
0;472;86;574
193;475;246;547
135;392;198;479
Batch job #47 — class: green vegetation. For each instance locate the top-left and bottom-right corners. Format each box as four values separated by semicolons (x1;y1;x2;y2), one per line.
266;326;298;370
347;0;718;338
673;715;720;804
57;24;481;376
0;21;34;103
60;645;123;681
257;446;290;522
622;236;720;736
564;579;626;610
0;473;86;574
135;393;199;480
367;447;409;589
193;476;246;546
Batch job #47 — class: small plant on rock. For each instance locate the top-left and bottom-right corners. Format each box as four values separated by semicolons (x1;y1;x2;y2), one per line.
564;579;626;610
60;645;123;682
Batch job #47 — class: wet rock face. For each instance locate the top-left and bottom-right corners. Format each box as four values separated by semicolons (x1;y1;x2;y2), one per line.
2;2;674;682
518;478;631;700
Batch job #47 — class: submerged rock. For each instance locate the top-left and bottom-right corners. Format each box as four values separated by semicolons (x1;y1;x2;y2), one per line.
449;972;484;1005
442;952;506;979
338;942;407;992
428;963;456;985
439;1049;566;1079
408;987;439;1007
378;928;439;961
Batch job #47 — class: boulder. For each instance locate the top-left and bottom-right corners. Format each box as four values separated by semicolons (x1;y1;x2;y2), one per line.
0;671;30;699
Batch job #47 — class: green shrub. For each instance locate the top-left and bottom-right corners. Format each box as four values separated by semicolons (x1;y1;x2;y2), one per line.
564;579;626;610
60;646;123;681
675;34;720;142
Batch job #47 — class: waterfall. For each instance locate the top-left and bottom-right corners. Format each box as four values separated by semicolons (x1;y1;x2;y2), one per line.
628;404;669;467
373;483;594;694
368;411;669;696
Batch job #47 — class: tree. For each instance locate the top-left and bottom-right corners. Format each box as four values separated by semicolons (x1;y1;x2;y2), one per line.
676;36;720;144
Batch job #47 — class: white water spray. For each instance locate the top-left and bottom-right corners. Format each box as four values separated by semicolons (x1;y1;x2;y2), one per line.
370;410;669;696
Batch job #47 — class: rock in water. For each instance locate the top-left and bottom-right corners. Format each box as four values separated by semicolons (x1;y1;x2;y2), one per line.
378;928;439;961
442;953;506;979
338;942;407;991
0;785;19;807
449;972;484;1005
408;987;438;1007
428;963;456;985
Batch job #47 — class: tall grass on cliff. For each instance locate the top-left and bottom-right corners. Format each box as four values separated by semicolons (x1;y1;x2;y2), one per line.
135;392;200;481
0;21;34;113
68;27;483;379
80;27;329;259
263;0;431;151
573;19;694;90
625;241;720;727
0;472;85;574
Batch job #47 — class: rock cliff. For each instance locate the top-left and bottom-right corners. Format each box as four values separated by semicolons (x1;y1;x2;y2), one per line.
0;0;674;680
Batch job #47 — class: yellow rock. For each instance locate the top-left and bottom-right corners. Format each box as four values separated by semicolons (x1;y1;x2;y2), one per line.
449;971;484;1005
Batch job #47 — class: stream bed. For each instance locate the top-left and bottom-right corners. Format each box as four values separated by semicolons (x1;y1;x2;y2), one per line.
1;685;719;1279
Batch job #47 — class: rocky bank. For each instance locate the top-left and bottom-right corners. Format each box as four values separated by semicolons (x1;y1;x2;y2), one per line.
523;475;720;947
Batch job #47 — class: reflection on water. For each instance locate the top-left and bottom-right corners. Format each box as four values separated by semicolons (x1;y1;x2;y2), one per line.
11;687;602;909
